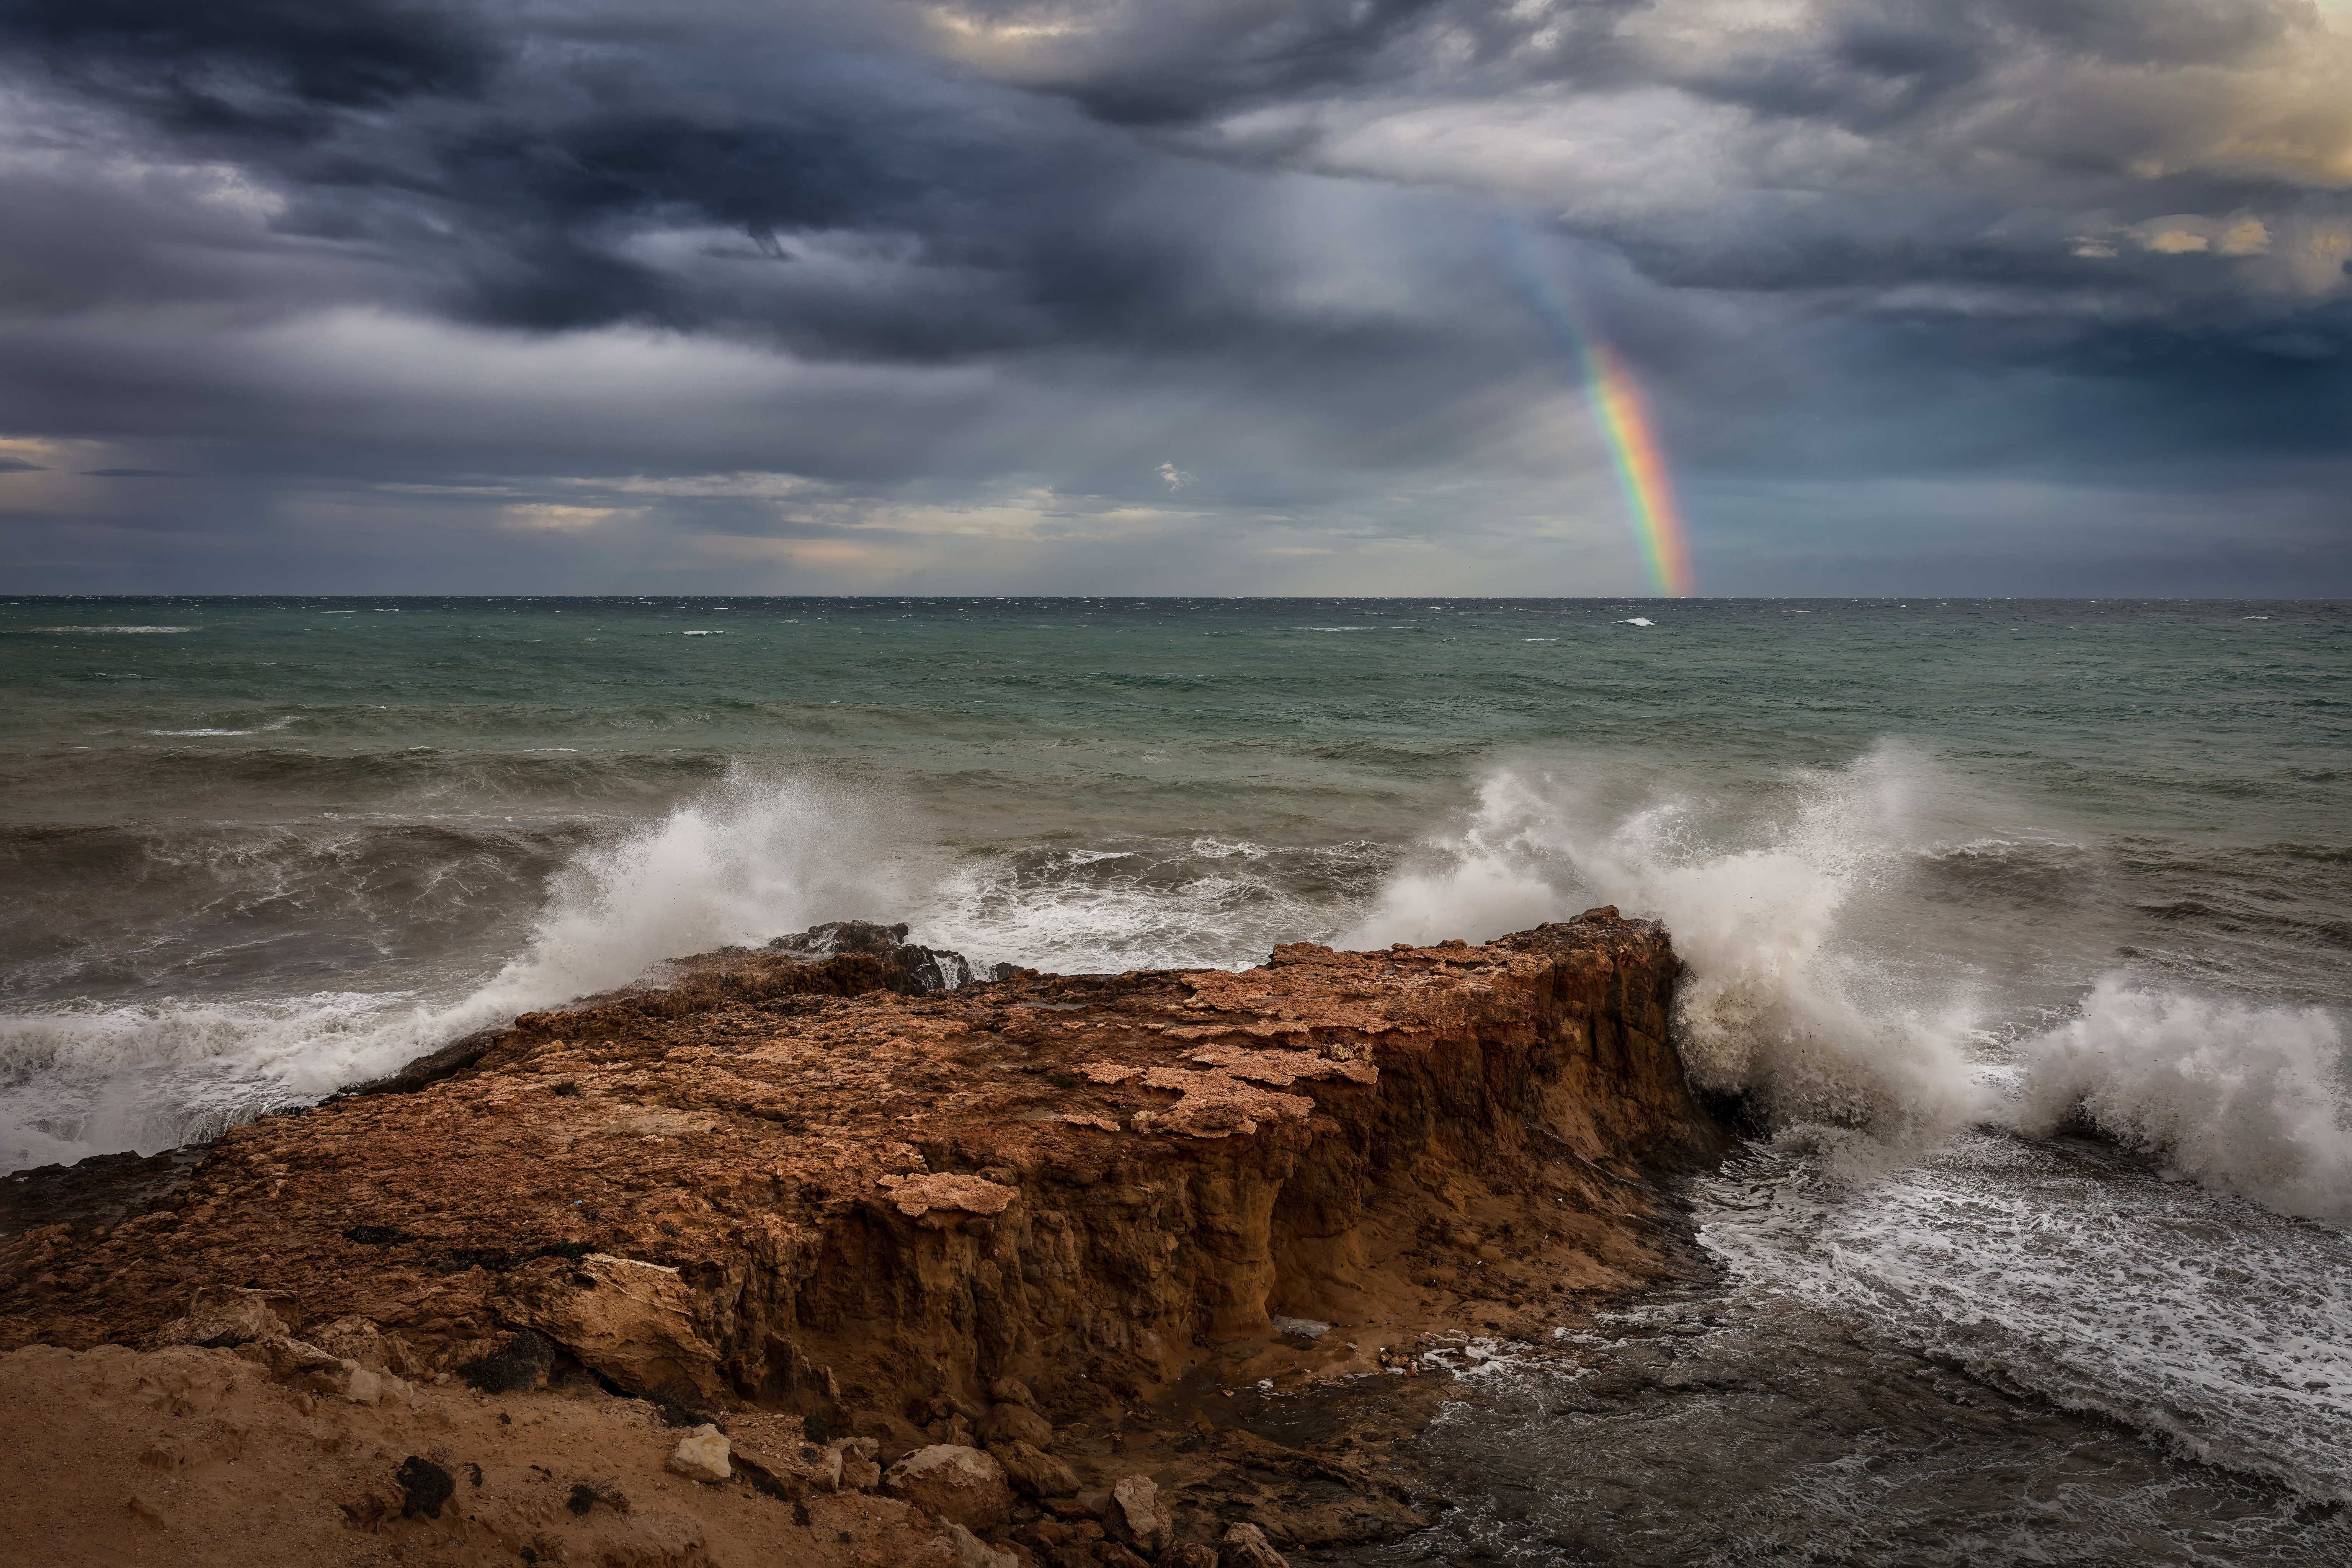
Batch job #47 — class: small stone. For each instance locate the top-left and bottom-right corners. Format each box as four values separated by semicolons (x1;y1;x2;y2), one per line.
341;1365;382;1406
396;1455;455;1520
1160;1546;1219;1568
666;1424;732;1484
1219;1521;1290;1568
987;1376;1038;1410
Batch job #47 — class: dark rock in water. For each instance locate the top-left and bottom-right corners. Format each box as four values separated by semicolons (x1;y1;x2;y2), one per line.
766;919;985;993
0;1145;207;1242
330;1027;508;1101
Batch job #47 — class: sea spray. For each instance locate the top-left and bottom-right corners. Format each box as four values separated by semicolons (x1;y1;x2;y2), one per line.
0;771;908;1168
2013;977;2352;1222
1344;747;1992;1140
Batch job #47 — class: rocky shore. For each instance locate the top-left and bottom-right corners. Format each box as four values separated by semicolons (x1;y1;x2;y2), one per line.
0;912;1729;1566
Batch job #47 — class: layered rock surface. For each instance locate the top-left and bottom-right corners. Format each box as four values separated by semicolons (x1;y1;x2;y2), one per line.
1;912;1729;1563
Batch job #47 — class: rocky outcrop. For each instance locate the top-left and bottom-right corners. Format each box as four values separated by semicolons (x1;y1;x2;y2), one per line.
0;911;1727;1558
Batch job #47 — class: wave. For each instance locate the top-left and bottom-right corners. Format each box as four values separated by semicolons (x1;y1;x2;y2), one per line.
3;625;200;634
0;772;908;1170
2014;979;2352;1222
146;716;299;737
1340;748;1994;1138
1697;1133;2352;1504
0;743;733;817
1337;750;2352;1212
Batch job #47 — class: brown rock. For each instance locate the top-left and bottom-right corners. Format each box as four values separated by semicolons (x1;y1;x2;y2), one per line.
1108;1475;1172;1555
884;1443;1013;1529
1219;1522;1290;1568
988;1439;1080;1498
944;1520;1020;1568
1160;1546;1219;1568
988;1376;1038;1409
0;918;1725;1444
979;1400;1055;1450
139;1288;284;1351
491;1251;723;1403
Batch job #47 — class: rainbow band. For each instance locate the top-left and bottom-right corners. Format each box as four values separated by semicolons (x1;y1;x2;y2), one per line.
1499;220;1698;597
1583;342;1697;598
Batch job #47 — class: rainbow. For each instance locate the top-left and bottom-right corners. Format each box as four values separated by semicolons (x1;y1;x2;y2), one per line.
1499;222;1697;597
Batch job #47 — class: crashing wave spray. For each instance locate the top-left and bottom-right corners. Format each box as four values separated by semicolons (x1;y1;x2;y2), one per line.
0;771;906;1169
2015;979;2352;1222
1343;746;2352;1218
1342;746;1989;1140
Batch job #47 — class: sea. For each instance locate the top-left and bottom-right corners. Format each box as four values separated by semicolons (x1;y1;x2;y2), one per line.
3;595;2348;1563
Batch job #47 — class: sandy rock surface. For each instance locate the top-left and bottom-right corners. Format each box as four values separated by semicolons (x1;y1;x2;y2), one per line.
0;1339;959;1568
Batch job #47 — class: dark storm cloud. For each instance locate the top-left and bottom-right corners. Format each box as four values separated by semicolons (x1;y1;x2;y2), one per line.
0;0;2345;594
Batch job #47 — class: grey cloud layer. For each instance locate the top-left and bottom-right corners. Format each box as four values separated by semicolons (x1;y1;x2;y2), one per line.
0;0;2345;593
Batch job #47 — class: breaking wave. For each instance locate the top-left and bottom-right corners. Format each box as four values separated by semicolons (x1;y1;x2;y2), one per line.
1341;748;1992;1139
2015;979;2352;1223
1340;748;2352;1215
0;773;906;1169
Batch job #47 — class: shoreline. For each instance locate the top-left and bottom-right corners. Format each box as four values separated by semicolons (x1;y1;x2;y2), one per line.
2;912;1730;1565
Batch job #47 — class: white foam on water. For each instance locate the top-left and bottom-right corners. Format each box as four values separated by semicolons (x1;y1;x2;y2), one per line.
10;625;200;634
918;837;1388;976
0;771;906;1170
146;716;298;737
1697;1134;2352;1501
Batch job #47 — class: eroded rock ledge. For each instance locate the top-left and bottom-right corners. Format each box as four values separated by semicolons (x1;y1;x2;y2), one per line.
1;913;1730;1564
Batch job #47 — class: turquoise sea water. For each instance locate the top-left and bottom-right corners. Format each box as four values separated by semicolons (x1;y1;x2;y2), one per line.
5;595;2351;1559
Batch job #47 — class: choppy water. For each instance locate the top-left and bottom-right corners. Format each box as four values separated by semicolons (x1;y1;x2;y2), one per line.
4;595;2349;1557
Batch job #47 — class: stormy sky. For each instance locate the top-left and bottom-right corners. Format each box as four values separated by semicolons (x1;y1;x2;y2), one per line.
1;1;2347;596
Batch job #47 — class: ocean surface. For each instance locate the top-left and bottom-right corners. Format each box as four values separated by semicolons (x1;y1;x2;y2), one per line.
5;595;2349;1561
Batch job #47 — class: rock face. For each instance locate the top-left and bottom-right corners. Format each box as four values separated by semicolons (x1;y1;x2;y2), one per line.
0;913;1726;1438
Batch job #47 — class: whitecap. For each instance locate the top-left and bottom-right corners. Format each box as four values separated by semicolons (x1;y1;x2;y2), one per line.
682;629;724;635
1618;617;1655;627
10;625;199;634
146;716;298;737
